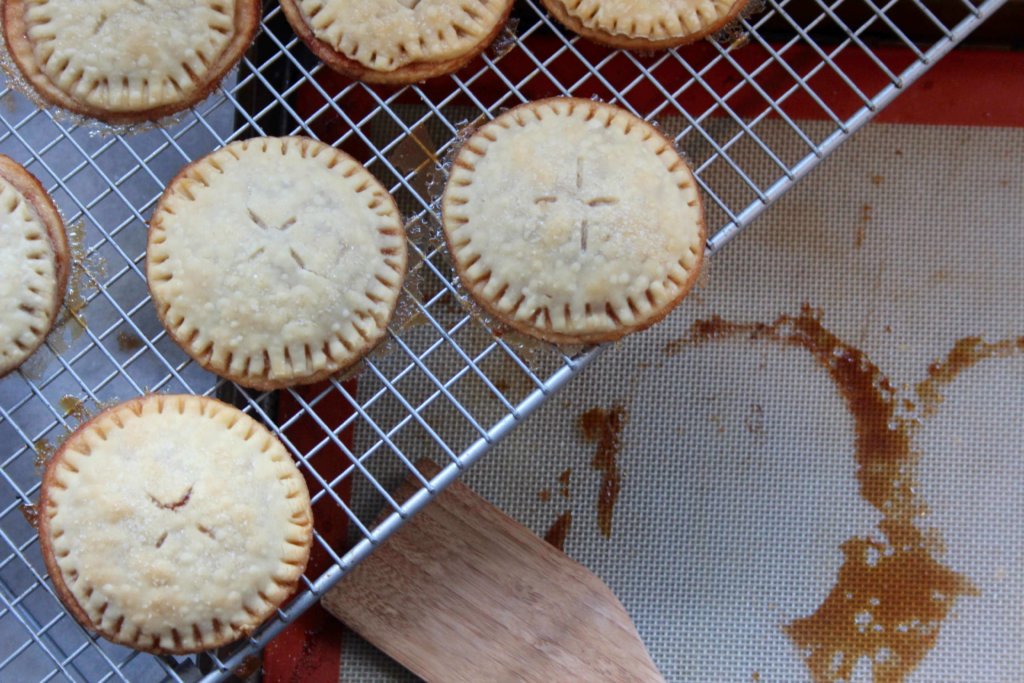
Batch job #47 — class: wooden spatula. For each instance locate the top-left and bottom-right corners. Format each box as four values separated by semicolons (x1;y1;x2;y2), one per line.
321;460;663;683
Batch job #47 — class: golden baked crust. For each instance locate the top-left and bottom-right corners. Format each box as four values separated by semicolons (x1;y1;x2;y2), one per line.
0;154;69;378
442;98;705;345
38;395;313;655
147;136;407;390
540;0;749;49
2;0;261;124
279;0;515;85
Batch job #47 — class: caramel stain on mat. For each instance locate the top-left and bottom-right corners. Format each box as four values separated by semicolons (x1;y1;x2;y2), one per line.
116;330;144;352
579;406;626;539
544;511;572;552
916;336;1024;417
558;467;572;499
854;203;872;249
670;306;976;683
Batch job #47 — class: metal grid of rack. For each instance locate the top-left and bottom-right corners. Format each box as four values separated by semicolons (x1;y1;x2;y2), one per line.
0;0;1006;680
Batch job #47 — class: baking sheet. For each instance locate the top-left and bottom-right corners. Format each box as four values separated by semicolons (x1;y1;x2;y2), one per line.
343;119;1024;682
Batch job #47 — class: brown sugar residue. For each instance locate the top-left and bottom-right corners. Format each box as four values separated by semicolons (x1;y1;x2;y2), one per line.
19;504;38;529
671;306;976;683
543;511;572;552
116;331;144;353
558;467;572;499
916;336;1024;417
579;406;627;539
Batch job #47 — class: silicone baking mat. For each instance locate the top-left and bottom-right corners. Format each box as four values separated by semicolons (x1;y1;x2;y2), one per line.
334;115;1024;680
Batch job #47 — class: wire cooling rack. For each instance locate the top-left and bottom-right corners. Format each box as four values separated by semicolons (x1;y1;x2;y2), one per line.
0;0;1007;680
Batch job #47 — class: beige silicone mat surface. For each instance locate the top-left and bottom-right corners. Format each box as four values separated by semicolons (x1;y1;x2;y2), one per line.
342;118;1024;682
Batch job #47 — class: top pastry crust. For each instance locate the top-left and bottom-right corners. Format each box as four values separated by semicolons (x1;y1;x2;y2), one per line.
148;136;407;390
442;98;704;344
39;394;312;654
542;0;746;47
292;0;511;73
2;0;260;122
0;155;68;378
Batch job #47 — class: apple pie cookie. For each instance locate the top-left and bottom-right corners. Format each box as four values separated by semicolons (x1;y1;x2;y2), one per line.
540;0;749;49
0;155;69;378
148;136;407;390
442;98;704;345
39;395;312;654
2;0;261;124
279;0;516;84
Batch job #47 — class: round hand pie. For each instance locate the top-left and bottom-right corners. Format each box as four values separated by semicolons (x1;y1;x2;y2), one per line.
0;154;69;378
2;0;261;124
279;0;515;84
540;0;749;49
442;98;705;344
147;136;407;390
39;395;313;654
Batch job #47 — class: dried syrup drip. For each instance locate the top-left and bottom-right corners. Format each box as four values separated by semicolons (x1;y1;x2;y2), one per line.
61;221;107;341
116;331;144;352
232;654;261;680
59;396;117;427
34;438;55;469
60;395;91;423
916;336;1024;417
544;511;572;551
20;504;39;529
558;467;572;499
488;17;519;59
388;123;441;200
672;306;976;682
579;405;627;539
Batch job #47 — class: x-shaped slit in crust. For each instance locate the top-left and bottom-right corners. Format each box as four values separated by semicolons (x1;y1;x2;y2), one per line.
533;157;622;252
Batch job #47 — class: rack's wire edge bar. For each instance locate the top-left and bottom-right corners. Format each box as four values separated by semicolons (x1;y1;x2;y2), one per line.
705;0;1006;254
